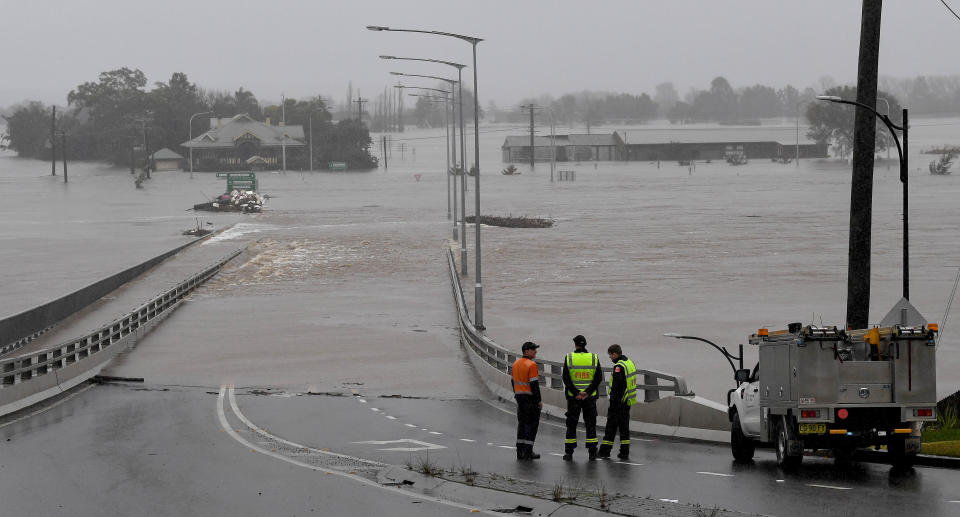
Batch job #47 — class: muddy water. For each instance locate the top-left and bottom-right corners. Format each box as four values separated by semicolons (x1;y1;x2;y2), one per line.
4;118;960;402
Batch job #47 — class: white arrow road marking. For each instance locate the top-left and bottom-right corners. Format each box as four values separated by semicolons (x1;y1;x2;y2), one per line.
807;484;852;490
352;439;447;452
696;472;734;477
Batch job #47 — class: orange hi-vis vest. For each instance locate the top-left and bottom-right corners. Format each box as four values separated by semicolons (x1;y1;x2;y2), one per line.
512;357;539;395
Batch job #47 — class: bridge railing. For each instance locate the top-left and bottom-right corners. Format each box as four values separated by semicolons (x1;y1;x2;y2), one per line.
0;246;244;394
446;249;693;401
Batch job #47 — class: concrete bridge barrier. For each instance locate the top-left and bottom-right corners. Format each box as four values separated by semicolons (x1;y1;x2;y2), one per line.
0;246;245;417
446;249;729;443
0;240;201;354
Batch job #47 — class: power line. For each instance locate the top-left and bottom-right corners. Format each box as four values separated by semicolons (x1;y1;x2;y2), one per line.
941;0;960;22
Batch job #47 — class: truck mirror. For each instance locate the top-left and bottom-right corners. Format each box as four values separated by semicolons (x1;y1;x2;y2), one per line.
735;369;751;383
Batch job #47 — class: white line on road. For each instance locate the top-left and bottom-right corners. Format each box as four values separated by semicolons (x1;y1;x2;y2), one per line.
216;386;498;515
358;399;367;403
948;500;960;503
459;438;476;442
498;445;516;449
405;424;417;428
807;484;852;490
617;461;645;466
659;499;679;503
385;416;397;420
696;472;734;478
429;431;442;435
370;408;380;412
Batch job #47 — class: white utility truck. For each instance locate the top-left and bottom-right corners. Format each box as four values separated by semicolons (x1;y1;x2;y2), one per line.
728;323;938;468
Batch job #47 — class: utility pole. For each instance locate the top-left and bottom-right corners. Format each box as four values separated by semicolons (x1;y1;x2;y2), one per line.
355;96;368;121
61;132;67;183
846;0;883;330
521;104;539;169
281;94;287;173
50;106;56;176
382;135;388;168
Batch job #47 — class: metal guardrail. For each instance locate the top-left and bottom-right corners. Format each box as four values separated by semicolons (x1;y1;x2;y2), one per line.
0;247;244;389
446;249;693;400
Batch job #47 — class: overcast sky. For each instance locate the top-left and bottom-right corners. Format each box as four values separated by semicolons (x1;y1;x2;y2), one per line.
3;1;960;109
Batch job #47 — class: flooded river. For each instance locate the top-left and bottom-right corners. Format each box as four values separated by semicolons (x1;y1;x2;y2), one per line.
3;118;959;402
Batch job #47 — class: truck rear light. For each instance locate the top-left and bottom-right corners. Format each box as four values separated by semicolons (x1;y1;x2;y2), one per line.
893;428;912;434
829;429;847;435
915;408;934;417
837;408;849;420
800;410;820;419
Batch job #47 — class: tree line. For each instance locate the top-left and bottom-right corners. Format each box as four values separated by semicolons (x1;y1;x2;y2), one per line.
1;68;377;169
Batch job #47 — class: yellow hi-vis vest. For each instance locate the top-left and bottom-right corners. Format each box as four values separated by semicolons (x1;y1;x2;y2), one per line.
565;351;599;397
610;358;638;406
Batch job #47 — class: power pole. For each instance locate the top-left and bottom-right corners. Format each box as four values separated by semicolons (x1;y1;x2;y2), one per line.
355;96;368;122
846;0;883;330
50;106;56;176
61;132;67;183
520;104;539;169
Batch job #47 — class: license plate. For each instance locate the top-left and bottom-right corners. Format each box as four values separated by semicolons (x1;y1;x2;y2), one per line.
799;423;826;434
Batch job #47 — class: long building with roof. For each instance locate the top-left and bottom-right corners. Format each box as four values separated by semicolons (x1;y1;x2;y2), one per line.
502;128;828;164
181;114;305;171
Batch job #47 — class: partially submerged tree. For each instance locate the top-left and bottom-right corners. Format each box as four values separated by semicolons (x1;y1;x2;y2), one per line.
929;152;956;175
805;85;901;159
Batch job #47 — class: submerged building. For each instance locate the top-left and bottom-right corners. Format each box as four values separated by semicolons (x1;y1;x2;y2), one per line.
181;114;305;171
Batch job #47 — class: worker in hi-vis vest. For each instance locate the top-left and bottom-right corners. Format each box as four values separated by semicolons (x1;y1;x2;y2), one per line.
511;341;542;460
597;344;638;460
561;335;604;461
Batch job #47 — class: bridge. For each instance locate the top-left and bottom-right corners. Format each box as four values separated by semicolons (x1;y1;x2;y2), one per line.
1;234;958;517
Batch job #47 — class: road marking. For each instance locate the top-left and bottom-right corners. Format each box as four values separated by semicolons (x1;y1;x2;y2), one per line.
807;484;852;490
358;399;367;403
216;386;498;515
497;445;516;450
948;500;960;503
421;428;429;431
226;386;381;466
697;472;734;478
385;416;397;420
370;408;380;412
459;438;476;442
617;461;645;466
429;431;442;435
352;439;447;452
776;480;785;483
660;499;679;503
405;424;417;428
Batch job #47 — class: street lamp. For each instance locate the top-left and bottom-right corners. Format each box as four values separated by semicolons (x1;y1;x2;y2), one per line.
816;95;909;299
382;56;468;267
408;92;454;222
189;110;212;176
370;25;487;329
663;333;744;383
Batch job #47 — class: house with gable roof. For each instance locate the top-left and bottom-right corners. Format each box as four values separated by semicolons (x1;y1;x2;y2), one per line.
180;114;305;171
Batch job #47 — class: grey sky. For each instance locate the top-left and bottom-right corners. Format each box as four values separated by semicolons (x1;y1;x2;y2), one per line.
2;1;960;109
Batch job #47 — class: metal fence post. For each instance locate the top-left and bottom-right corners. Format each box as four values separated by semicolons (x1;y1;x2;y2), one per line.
644;373;660;402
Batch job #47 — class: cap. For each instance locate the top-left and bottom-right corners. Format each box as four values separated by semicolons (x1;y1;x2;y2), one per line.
573;335;586;347
521;341;539;351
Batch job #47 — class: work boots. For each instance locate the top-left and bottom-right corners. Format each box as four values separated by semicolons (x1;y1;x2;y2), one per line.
596;444;612;459
527;450;541;460
617;445;630;460
516;444;526;460
562;448;573;461
588;447;597;461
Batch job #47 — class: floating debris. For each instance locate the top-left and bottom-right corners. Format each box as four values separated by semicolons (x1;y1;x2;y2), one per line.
193;190;264;213
465;215;553;228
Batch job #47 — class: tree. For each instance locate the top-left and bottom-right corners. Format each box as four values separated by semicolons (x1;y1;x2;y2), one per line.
654;82;679;117
805;85;901;159
738;84;780;119
67;67;149;163
2;101;53;158
148;72;206;153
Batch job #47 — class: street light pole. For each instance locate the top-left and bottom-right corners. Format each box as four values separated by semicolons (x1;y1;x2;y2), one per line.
189;111;211;177
663;333;744;383
371;25;485;328
817;95;910;299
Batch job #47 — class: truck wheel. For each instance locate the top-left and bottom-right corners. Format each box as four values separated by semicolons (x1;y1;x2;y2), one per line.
731;412;755;462
775;418;802;469
888;438;916;469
